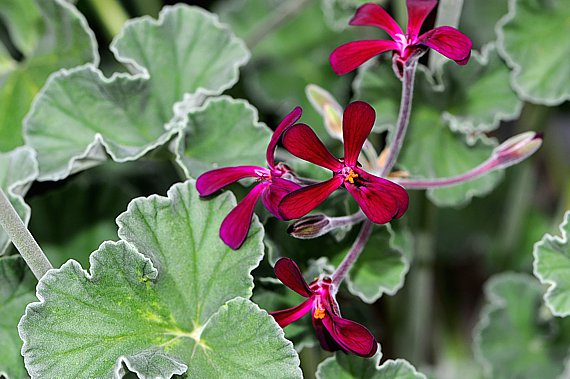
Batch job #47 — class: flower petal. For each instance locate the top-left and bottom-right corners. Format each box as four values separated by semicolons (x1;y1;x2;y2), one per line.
346;169;409;224
266;106;303;168
349;3;403;39
282;123;342;171
279;176;344;220
262;177;301;219
270;298;314;328
406;0;438;38
322;313;378;358
418;26;472;64
273;257;313;297
312;317;343;352
196;166;268;197
219;182;268;250
330;40;399;75
342;101;376;167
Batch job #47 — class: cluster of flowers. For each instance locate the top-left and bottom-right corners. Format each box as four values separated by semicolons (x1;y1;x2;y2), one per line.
197;0;475;358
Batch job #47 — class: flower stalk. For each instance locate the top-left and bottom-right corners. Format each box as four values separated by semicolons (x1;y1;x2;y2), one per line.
0;188;52;280
331;220;373;289
379;57;418;177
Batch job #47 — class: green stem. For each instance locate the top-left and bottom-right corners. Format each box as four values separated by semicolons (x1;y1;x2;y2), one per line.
245;0;312;50
0;188;52;279
87;0;129;38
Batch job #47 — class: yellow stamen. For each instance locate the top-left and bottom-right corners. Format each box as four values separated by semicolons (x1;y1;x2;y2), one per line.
344;169;359;184
313;306;326;319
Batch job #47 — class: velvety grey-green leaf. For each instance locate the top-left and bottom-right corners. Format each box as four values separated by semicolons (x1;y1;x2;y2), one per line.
116;180;264;324
497;0;570;105
0;0;97;151
111;5;249;116
0;256;36;379
316;349;426;379
0;147;38;255
533;211;570;316
25;5;249;181
20;180;301;378
334;225;410;304
174;96;271;178
355;54;508;207
474;273;570;379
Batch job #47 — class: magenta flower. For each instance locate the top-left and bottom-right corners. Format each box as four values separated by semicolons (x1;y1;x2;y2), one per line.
270;258;378;357
278;101;408;224
330;0;472;75
196;108;302;249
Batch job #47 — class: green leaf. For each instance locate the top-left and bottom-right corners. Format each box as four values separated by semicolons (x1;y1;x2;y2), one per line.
0;0;97;151
459;0;509;49
0;256;36;379
0;0;41;55
354;47;514;207
174;96;271;178
533;211;570;317
497;0;570;105
0;147;38;255
19;180;302;378
316;349;426;379
24;5;249;181
333;225;410;303
474;273;570;379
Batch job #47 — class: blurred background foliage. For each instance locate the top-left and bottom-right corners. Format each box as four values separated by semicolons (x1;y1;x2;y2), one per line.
0;0;569;378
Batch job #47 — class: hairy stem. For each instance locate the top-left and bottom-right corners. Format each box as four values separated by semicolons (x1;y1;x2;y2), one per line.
396;160;496;189
331;220;373;289
0;188;52;279
380;59;418;177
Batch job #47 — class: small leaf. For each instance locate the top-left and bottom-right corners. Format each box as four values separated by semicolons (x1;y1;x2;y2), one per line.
0;0;97;151
174;96;271;178
25;5;249;181
497;0;570;104
316;349;426;379
19;180;302;378
534;211;570;316
0;256;36;379
0;147;38;255
474;273;570;379
354;47;513;207
333;224;410;303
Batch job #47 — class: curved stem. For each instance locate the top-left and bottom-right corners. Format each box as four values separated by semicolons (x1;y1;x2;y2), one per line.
395;160;496;189
380;59;418;177
0;188;52;280
331;220;373;289
246;0;312;49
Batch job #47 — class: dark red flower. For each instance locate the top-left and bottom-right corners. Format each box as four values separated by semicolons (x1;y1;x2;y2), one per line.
330;0;472;75
196;108;302;249
270;258;378;357
278;101;408;224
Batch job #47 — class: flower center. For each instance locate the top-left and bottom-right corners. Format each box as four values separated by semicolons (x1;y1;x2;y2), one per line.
313;306;325;319
343;169;359;184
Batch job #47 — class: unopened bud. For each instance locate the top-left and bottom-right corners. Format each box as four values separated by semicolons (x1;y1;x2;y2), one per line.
492;132;543;169
306;84;343;141
287;214;332;239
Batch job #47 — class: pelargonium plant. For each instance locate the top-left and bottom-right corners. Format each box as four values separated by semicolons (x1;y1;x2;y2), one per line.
0;0;565;378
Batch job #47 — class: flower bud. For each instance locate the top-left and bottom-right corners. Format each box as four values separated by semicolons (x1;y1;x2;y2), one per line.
492;132;543;169
287;214;332;239
306;84;343;141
